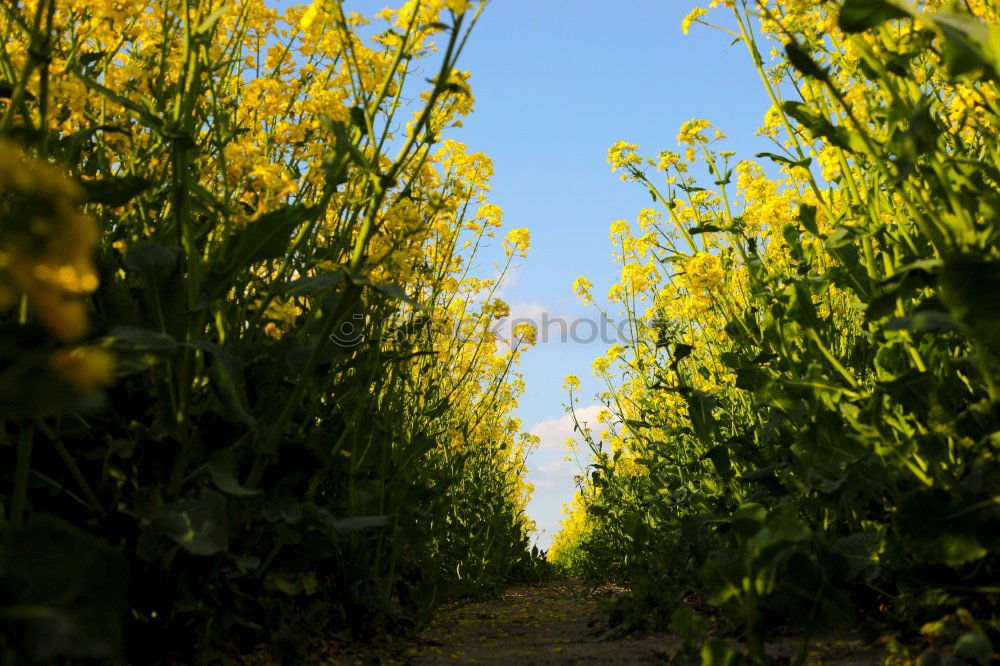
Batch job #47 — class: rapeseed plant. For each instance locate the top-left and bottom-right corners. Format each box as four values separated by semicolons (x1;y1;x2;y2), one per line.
555;1;1000;661
0;0;543;660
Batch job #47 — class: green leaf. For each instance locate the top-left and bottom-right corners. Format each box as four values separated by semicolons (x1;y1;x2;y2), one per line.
188;341;255;428
320;116;374;172
77;51;106;67
670;343;694;371
81;174;154;206
283;270;348;296
146;490;229;556
824;226;856;250
781;223;802;247
832;532;879;578
701;639;743;666
930;9;998;79
700;445;733;481
285;340;351;374
881;258;941;284
884;310;960;334
688;224;726;235
370;282;413;305
756;152;813;169
226;204;313;267
670;606;703;638
270;571;319;597
888;96;941;160
0;516;127;660
735;366;766;391
229;553;261;573
955;631;993;664
940;255;1000;346
784;40;829;80
207;205;314;297
332;515;392;533
732;502;766;527
105;326;178;353
344;269;423;309
866;263;938;322
742;465;778;482
838;0;910;34
194;5;230;37
60;124;130;166
865;290;900;322
71;72;164;131
0;81;35;101
782;101;865;153
123;241;178;285
208;448;261;496
798;203;819;236
922;534;987;567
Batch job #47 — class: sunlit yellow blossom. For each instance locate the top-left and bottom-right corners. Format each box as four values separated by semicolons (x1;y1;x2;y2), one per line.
300;0;322;29
490;299;510;319
572;276;594;305
609;219;630;237
681;7;707;34
503;228;531;257
608;141;642;181
445;0;472;13
513;321;537;345
677;119;712;145
656;150;683;172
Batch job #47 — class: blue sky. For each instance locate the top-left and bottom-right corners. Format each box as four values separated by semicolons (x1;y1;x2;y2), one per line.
450;0;777;549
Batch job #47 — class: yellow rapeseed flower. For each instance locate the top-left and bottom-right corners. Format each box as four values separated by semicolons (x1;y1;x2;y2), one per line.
503;228;531;257
51;346;116;392
513;321;537;345
681;7;707;35
299;0;322;30
0;139;99;341
572;276;594;305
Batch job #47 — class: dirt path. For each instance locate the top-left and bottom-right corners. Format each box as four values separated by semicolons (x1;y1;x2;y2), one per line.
402;580;887;665
320;579;886;664
408;579;676;664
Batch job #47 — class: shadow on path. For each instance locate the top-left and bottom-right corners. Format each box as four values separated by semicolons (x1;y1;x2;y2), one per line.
410;579;675;664
404;579;885;665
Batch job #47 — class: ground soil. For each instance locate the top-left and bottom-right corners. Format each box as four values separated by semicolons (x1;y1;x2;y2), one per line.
408;579;675;664
323;579;887;665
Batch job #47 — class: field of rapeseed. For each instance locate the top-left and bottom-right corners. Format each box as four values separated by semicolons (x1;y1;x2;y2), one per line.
0;0;998;663
551;0;1000;662
0;0;544;661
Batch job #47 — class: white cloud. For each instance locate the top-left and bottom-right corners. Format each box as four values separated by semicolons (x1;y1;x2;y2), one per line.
533;477;558;491
531;460;567;490
505;301;549;325
491;302;627;348
524;405;604;550
491;301;550;351
536;459;564;475
528;404;603;449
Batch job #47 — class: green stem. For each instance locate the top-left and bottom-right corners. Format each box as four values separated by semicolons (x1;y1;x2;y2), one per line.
245;283;361;488
0;0;48;133
10;425;34;529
